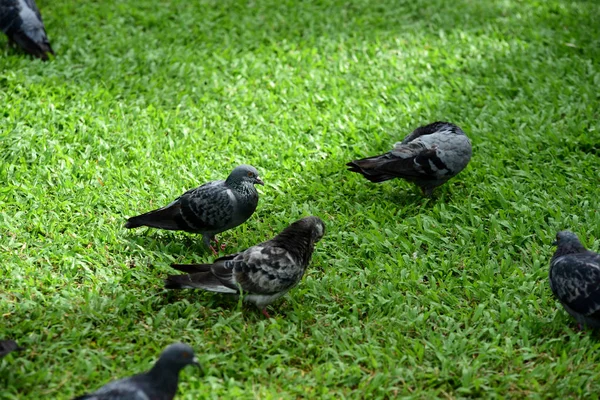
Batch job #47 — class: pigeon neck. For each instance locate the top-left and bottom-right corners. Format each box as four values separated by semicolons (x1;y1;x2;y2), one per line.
147;362;181;398
273;229;315;265
228;179;256;195
553;241;587;259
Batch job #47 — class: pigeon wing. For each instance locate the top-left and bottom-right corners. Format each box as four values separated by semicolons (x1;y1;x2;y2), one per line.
229;245;305;295
550;253;600;316
400;121;461;144
179;181;236;232
0;1;18;33
23;0;42;20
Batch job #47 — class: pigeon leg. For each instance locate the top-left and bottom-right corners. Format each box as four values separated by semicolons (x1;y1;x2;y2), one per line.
261;308;272;318
208;245;219;256
212;235;227;251
421;186;434;197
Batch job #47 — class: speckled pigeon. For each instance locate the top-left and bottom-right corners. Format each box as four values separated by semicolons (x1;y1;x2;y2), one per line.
347;121;472;196
72;343;200;400
0;339;22;358
0;0;54;60
125;165;263;255
165;216;326;318
550;230;600;329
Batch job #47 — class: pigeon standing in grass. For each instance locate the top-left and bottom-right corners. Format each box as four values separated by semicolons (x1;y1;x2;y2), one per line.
0;339;22;358
72;343;200;400
0;0;54;60
550;230;600;330
125;165;264;255
165;216;326;318
347;121;472;196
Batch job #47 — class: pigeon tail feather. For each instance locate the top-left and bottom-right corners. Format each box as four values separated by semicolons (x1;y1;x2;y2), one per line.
347;156;396;183
165;273;237;293
125;204;182;230
170;263;213;274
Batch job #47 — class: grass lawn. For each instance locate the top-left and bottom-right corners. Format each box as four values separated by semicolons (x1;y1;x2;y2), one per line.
2;0;600;398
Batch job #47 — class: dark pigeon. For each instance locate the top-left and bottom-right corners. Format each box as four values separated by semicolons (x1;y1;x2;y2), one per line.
0;339;22;358
165;216;326;318
0;0;54;60
72;343;200;400
125;165;264;255
347;121;472;196
550;230;600;329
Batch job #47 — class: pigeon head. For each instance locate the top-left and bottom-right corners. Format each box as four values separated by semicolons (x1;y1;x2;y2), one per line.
154;343;201;372
292;216;326;243
226;165;264;187
308;216;326;243
552;230;587;255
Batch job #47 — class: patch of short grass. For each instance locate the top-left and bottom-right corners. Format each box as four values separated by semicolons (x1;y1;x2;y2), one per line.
1;0;600;398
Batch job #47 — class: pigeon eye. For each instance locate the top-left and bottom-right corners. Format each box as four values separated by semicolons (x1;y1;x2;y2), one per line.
181;352;191;359
247;172;254;177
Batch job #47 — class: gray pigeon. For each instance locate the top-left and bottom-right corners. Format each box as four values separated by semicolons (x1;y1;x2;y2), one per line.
347;121;472;196
72;343;200;400
125;165;263;255
165;216;326;318
0;0;54;60
0;339;22;358
550;230;600;329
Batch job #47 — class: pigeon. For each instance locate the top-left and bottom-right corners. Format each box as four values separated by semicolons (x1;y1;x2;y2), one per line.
347;121;472;196
0;0;54;60
550;230;600;329
165;216;326;318
0;339;22;358
125;165;264;255
72;343;200;400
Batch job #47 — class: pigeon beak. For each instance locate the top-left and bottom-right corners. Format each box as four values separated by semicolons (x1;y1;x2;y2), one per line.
255;177;265;186
191;357;203;373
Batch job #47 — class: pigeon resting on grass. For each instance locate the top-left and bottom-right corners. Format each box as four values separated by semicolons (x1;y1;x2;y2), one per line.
0;0;54;60
0;339;22;358
347;121;472;196
125;165;264;255
165;216;326;318
550;230;600;330
72;343;200;400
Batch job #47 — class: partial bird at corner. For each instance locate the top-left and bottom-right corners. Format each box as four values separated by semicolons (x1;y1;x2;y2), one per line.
0;0;54;60
0;339;22;358
125;165;264;255
550;230;600;330
165;216;326;318
72;342;201;400
347;121;472;197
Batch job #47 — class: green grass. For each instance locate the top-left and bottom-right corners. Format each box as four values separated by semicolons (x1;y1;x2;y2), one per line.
1;0;600;398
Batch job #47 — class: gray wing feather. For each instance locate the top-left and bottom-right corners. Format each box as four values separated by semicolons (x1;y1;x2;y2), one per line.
550;253;600;316
232;245;306;294
180;181;235;231
85;378;150;400
23;0;42;20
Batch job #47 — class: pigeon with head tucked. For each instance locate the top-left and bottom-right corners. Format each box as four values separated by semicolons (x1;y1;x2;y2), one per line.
125;165;263;255
347;121;472;197
550;230;600;329
0;339;22;358
72;342;200;400
165;216;326;318
0;0;54;60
